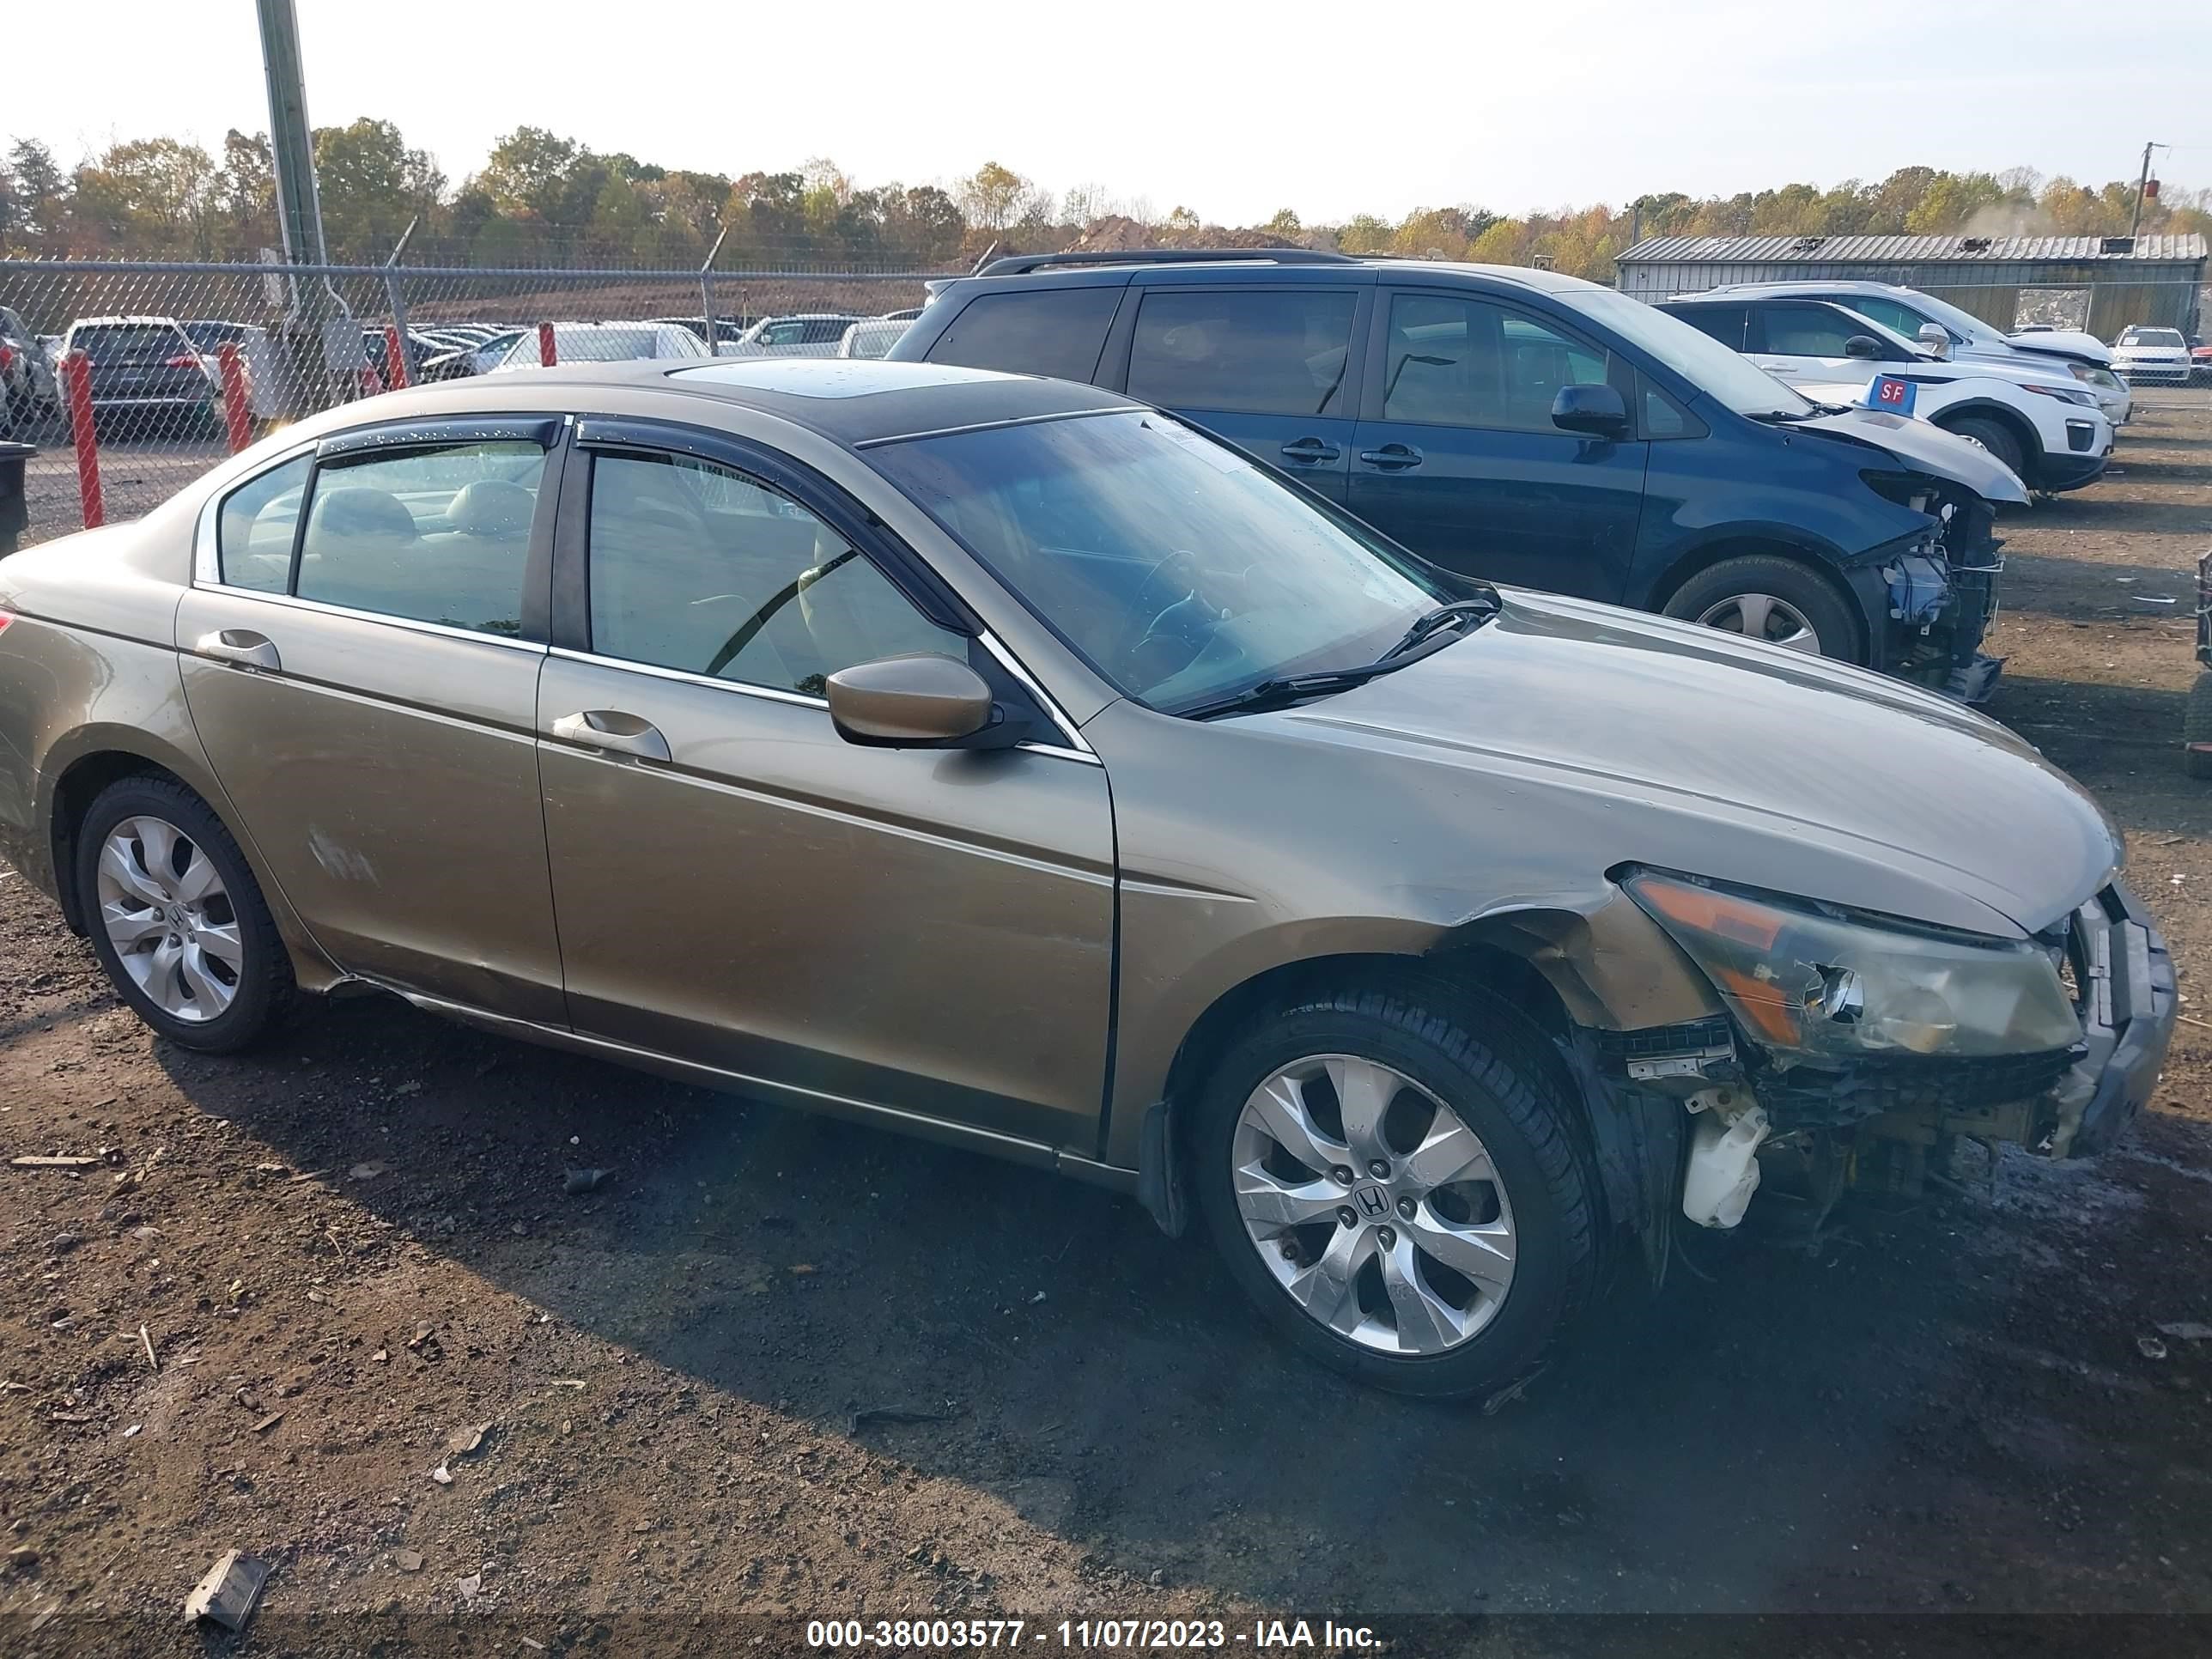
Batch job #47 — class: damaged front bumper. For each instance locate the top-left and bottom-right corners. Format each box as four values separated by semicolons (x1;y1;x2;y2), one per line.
1850;501;2007;704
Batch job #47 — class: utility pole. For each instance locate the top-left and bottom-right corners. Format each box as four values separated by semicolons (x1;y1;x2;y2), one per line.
254;0;352;410
2129;141;2169;240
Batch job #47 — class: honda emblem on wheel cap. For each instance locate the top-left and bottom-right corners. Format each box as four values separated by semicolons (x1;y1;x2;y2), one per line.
1356;1185;1389;1218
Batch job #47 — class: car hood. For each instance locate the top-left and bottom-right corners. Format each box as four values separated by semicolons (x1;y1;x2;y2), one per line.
2002;329;2114;367
1787;404;2030;504
1258;590;2118;937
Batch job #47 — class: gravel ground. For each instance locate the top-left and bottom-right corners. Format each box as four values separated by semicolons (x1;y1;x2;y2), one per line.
1;390;2209;1656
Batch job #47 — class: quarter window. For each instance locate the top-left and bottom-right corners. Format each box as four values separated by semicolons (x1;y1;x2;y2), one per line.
924;288;1122;382
1127;289;1358;416
293;440;545;635
585;451;964;696
1381;294;1613;431
1665;304;1749;351
216;454;311;592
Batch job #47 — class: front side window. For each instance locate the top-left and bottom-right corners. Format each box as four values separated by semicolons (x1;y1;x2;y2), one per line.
586;451;963;696
868;410;1443;714
1759;303;1881;358
923;288;1122;382
216;454;312;592
1127;289;1358;416
1835;295;1937;340
1380;294;1612;431
294;440;546;635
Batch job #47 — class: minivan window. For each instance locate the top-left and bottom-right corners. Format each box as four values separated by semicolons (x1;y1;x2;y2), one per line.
585;451;963;696
1127;289;1358;416
216;455;311;593
868;410;1442;714
1379;295;1610;431
924;289;1122;382
1563;289;1814;419
294;441;546;635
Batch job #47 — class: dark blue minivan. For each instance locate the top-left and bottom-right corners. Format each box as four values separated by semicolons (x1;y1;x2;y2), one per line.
890;251;2027;700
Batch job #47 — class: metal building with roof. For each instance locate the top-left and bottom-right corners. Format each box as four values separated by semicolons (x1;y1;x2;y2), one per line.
1615;233;2207;340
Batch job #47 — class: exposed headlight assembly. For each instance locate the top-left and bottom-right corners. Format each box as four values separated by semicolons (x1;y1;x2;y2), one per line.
1624;870;2081;1064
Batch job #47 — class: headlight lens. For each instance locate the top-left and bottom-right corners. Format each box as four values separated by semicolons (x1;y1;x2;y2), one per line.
2021;381;2097;406
1624;871;2081;1063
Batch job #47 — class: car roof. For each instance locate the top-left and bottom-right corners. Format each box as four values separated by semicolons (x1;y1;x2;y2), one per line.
1704;280;1904;295
939;252;1607;298
350;358;1136;450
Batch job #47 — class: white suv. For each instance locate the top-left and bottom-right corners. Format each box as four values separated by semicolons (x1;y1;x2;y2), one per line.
1658;295;2114;493
1697;279;2131;427
2111;325;2192;386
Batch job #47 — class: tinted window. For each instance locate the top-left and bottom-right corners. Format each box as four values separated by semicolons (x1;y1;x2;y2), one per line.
1663;304;1748;351
1127;289;1358;416
72;323;188;360
1758;303;1873;357
586;452;963;696
295;441;545;635
1381;294;1611;431
217;455;311;593
925;288;1122;382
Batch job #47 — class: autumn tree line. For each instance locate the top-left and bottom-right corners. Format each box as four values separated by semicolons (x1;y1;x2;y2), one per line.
2;123;2207;278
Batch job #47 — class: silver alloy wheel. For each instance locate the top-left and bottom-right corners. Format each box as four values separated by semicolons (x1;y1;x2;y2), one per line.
1232;1054;1516;1355
94;816;242;1022
1694;592;1822;653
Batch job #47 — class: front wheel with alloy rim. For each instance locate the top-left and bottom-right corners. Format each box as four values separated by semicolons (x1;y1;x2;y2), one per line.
1194;983;1598;1399
1661;553;1863;664
74;775;294;1053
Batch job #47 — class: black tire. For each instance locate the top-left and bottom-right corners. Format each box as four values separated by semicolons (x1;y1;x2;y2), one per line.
1660;553;1863;664
2185;673;2212;780
1191;978;1599;1401
1939;414;2029;484
73;775;295;1054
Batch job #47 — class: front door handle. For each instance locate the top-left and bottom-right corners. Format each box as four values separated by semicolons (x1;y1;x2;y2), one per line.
1358;443;1425;471
194;629;281;672
551;709;672;763
1279;437;1342;465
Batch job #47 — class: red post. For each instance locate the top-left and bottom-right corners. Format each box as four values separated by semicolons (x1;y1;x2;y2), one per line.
383;324;410;389
61;350;103;531
538;321;557;367
216;342;253;454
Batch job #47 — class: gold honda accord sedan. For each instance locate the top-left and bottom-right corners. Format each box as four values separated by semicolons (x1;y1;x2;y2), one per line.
0;359;2172;1398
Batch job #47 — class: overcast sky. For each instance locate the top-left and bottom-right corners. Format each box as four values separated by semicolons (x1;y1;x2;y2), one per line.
12;0;2211;223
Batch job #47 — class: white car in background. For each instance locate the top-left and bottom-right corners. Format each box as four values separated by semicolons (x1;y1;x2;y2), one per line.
836;319;912;360
1658;295;2113;492
2111;325;2193;386
1697;278;2131;427
726;314;866;358
492;323;708;371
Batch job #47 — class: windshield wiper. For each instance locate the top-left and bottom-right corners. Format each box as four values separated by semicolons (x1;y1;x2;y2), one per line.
1374;599;1497;664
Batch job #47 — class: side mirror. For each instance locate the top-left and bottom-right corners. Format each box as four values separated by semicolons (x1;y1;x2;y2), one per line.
1844;335;1885;360
1551;383;1630;438
1915;323;1951;359
826;654;997;747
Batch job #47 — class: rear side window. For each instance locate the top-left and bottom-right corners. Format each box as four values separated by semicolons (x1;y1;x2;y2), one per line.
294;441;546;635
924;289;1121;382
1665;304;1748;351
216;455;312;593
1127;289;1358;416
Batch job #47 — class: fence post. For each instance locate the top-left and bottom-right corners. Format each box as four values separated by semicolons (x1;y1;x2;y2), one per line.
383;324;410;389
216;343;254;453
382;216;419;386
538;321;557;367
700;224;729;357
61;351;103;531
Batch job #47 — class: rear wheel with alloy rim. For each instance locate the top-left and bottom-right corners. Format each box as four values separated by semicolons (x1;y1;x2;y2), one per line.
74;775;294;1053
1194;981;1597;1399
1661;553;1862;664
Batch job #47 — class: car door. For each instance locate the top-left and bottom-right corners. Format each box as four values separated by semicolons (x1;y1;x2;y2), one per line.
1346;289;1649;600
535;420;1115;1151
174;418;568;1022
1115;282;1366;501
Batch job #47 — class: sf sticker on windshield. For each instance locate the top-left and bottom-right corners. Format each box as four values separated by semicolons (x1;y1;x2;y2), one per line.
1864;375;1917;417
0;611;15;638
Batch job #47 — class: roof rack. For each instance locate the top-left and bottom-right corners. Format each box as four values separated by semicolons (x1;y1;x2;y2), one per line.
975;247;1357;277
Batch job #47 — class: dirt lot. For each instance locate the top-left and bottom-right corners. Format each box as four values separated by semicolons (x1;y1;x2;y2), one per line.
2;392;2209;1656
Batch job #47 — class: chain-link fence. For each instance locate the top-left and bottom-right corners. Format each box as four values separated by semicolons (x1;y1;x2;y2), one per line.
0;258;947;549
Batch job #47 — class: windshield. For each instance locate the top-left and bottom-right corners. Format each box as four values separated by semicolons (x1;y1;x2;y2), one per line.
1881;289;2007;345
1558;289;1814;418
2120;327;2185;347
868;410;1448;714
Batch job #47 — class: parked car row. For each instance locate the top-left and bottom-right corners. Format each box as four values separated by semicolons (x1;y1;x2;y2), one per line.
0;353;2173;1400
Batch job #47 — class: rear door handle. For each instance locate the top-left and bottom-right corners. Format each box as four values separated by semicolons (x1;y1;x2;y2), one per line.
551;709;672;763
1358;443;1425;471
1279;437;1342;465
194;629;280;672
